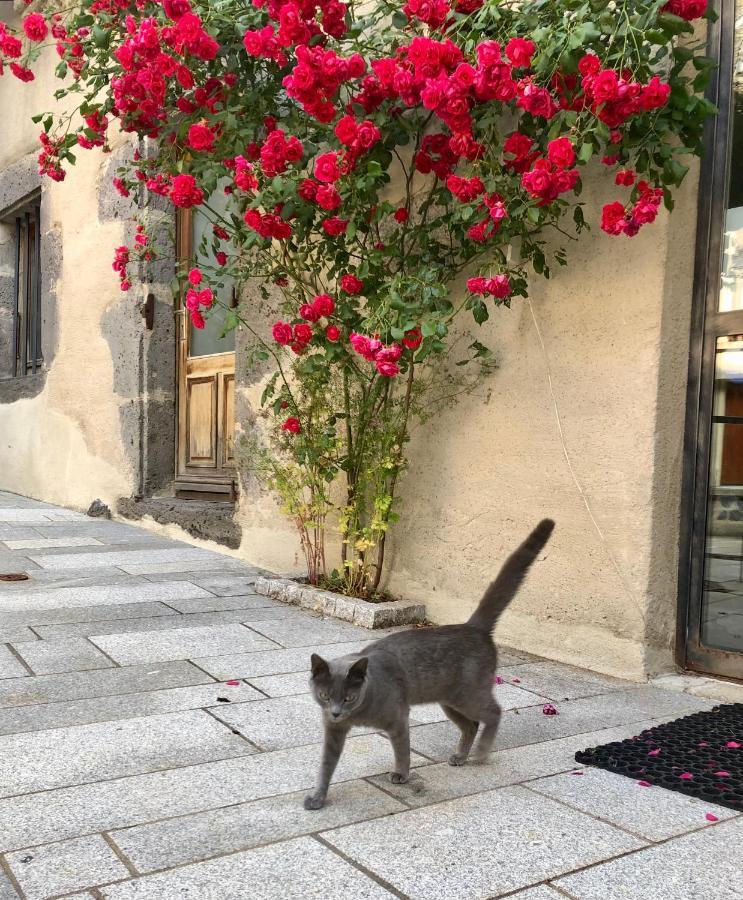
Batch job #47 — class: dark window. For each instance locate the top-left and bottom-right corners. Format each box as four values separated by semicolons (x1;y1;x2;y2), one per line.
0;194;42;377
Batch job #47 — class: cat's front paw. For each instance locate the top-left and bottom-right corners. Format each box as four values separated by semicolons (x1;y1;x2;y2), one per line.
303;794;326;810
448;753;468;767
390;772;409;784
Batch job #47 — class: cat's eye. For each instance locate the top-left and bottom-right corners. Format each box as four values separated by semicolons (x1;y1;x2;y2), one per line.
318;691;329;701
344;695;356;703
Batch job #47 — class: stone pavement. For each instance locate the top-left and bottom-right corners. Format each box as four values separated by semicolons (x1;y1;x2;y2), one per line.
0;490;741;899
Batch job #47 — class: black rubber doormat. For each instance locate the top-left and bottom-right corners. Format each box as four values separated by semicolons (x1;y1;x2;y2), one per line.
575;703;743;811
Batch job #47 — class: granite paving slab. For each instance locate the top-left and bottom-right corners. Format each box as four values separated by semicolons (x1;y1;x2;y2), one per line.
0;681;263;736
120;560;253;575
245;671;313;697
323;785;646;900
505;889;566;900
210;693;377;750
110;780;405;874
0;627;37;643
188;575;261;596
0;510;87;523
99;836;395;900
247;617;376;647
12;638;115;675
29;548;224;571
0;647;28;680
527;767;738;841
0;582;211;612
0;873;18;900
0;734;426;851
90;624;278;665
498;661;627;701
193;641;370;680
164;594;278;613
0;570;141;591
370;722;660;808
6;835;129;900
0;601;179;629
3;538;104;550
408;689;713;761
32;607;299;639
0;661;213;709
0;709;252;798
554;817;743;900
0;527;43;541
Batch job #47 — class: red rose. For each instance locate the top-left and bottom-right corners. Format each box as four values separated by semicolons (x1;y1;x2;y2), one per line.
298;179;318;201
403;328;423;349
467;277;488;294
340;274;364;294
188;124;216;152
322;217;348;236
547;137;575;170
312;293;335;317
314;152;341;183
485;275;511;298
188;268;202;286
661;0;707;20
639;76;671;111
601;201;627;236
293;323;313;344
505;37;535;68
393;207;409;223
615;169;636;186
299;304;320;323
578;53;601;77
335;115;358;145
215;251;227;266
272;321;293;345
23;13;48;42
326;325;341;342
592;69;619;103
316;184;341;211
170;174;204;208
281;417;301;433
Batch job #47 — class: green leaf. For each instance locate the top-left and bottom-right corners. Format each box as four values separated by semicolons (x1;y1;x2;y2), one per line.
391;10;408;28
579;142;594;163
471;300;489;325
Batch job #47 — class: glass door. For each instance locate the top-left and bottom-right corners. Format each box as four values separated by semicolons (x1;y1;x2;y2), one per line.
680;0;743;678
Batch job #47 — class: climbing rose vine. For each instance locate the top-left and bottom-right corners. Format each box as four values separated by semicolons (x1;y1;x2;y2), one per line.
1;0;717;594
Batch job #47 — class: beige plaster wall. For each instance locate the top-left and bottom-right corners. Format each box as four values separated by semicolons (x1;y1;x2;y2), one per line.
0;45;136;509
234;166;698;681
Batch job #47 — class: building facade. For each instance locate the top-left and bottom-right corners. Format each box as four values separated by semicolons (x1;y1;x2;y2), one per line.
1;0;741;683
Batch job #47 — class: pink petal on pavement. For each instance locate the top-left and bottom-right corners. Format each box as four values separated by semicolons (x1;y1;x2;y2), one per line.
725;741;741;749
705;813;719;822
679;772;694;780
714;771;730;777
225;680;241;686
698;741;709;747
512;678;521;684
648;748;662;757
542;703;558;716
637;780;652;787
570;770;583;775
493;676;504;685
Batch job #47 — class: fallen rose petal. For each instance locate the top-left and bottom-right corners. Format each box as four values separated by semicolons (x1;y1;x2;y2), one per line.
493;676;504;684
542;703;558;716
705;813;719;822
226;680;241;686
512;677;521;684
714;771;730;777
725;741;741;749
637;780;652;787
648;748;662;757
698;741;709;747
679;772;694;780
570;770;583;775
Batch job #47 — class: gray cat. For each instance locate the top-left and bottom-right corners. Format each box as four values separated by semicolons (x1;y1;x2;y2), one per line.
304;518;555;809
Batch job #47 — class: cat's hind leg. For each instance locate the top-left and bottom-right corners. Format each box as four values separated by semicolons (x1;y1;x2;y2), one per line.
441;704;479;766
471;697;502;762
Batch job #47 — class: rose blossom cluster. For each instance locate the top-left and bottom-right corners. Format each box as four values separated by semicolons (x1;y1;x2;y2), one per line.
112;245;131;291
577;54;670;128
0;21;35;82
259;128;304;177
282;44;365;122
466;274;511;298
243;0;348;62
272;293;337;353
350;334;403;378
183;265;215;327
661;0;707;19
244;208;293;239
37;133;66;182
521;137;579;205
600;181;664;237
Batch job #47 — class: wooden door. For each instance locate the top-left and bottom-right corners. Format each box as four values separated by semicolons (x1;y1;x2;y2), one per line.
175;204;237;498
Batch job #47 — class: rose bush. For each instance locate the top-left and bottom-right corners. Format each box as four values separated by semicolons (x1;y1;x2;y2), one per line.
0;0;717;594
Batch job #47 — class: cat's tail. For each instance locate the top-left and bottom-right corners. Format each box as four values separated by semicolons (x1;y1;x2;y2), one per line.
467;519;555;633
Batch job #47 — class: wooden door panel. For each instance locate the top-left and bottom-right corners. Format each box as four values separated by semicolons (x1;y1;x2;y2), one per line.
222;374;236;467
186;375;217;467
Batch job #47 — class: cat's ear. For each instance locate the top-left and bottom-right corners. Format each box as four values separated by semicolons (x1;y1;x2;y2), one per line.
346;656;368;685
310;653;330;680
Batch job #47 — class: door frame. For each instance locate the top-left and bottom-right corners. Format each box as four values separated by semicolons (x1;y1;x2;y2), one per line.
174;207;237;498
676;0;743;680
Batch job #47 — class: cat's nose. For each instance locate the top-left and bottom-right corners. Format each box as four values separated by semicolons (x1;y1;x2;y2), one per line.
330;710;341;719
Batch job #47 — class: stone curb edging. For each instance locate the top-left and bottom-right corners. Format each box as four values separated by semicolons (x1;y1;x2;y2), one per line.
253;576;426;629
